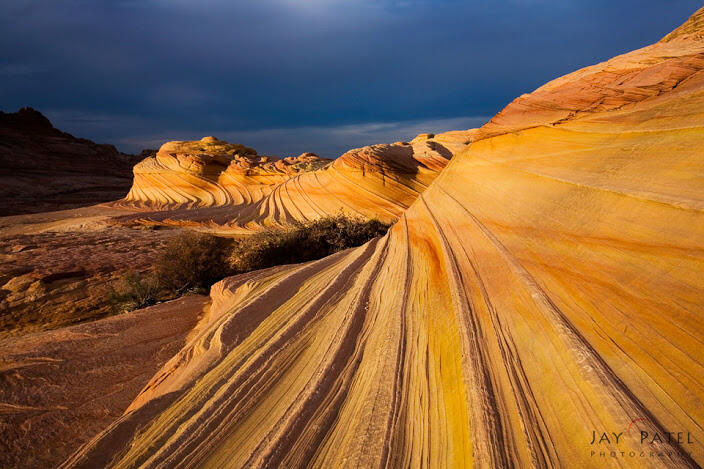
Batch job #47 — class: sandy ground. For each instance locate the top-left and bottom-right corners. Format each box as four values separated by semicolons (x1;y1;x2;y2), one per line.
0;295;205;469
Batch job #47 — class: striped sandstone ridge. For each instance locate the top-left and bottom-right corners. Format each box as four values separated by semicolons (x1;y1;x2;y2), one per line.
476;6;704;142
115;131;471;230
230;132;471;228
661;6;704;43
120;137;331;209
64;8;704;469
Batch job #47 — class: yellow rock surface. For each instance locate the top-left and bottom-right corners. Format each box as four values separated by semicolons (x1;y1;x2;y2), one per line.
64;8;704;468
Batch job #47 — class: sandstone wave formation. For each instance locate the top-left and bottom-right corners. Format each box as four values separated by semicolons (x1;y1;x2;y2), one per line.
65;8;704;469
120;137;331;210
118;132;472;229
232;132;470;228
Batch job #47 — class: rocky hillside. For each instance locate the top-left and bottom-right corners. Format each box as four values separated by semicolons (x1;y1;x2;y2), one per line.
0;108;140;216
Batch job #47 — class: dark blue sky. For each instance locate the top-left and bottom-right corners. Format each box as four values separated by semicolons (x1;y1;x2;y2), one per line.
1;0;701;156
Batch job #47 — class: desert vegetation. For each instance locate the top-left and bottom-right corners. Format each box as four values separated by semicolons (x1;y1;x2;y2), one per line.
229;214;389;273
109;214;389;312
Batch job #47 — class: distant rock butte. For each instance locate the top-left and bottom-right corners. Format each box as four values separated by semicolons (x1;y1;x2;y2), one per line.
65;8;704;468
0;108;140;216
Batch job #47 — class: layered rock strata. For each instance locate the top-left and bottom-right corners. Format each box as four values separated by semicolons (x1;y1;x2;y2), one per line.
120;137;331;210
117;131;473;230
63;8;704;468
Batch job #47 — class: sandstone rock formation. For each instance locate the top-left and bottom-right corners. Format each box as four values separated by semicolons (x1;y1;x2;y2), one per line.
60;7;704;468
0;108;140;216
120;137;331;209
231;133;471;228
117;131;472;230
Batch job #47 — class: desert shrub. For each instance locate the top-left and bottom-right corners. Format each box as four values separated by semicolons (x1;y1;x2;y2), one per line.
229;214;389;273
110;232;234;312
108;270;160;313
156;232;234;294
110;216;388;313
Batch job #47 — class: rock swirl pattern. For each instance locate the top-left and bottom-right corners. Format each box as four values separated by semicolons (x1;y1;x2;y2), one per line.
65;8;704;468
119;137;332;210
117;132;470;230
231;132;468;228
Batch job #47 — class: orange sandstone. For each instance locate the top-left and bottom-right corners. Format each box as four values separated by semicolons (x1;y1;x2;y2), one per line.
63;8;704;468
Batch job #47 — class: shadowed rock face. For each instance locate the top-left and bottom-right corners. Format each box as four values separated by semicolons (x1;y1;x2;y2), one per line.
0;108;140;216
62;8;704;469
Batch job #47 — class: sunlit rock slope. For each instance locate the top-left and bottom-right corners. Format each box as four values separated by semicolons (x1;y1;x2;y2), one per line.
231;133;471;228
64;8;704;468
120;137;331;209
118;132;471;229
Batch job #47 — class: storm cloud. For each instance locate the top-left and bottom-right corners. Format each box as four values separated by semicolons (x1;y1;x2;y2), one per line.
1;0;701;156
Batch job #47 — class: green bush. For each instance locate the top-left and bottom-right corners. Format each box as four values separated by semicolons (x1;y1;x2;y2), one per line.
108;270;160;313
229;214;389;273
110;215;389;313
156;231;233;294
109;232;233;312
